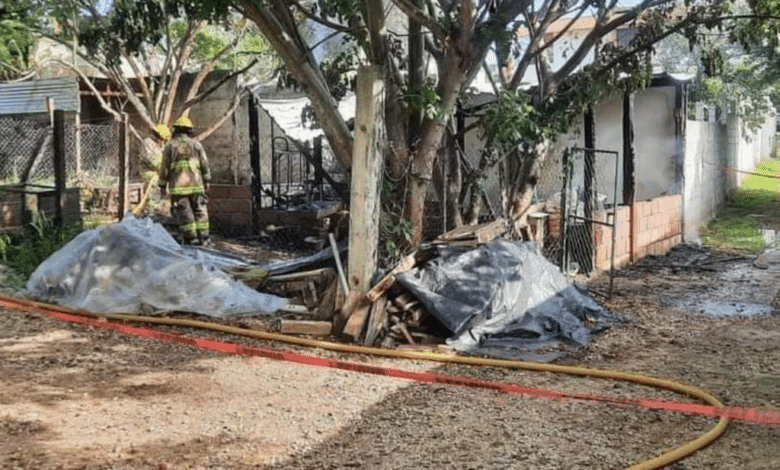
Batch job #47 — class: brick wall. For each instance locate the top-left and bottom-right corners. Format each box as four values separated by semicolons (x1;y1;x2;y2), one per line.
207;184;253;236
592;194;682;271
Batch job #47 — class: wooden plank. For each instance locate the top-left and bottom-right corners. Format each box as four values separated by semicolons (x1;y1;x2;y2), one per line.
436;224;479;241
436;218;506;244
267;267;332;282
315;276;339;320
364;294;388;346
432;239;478;248
334;290;363;334
342;298;372;342
397;322;416;345
278;304;311;315
475;218;507;243
365;252;417;302
347;66;385;292
280;320;332;336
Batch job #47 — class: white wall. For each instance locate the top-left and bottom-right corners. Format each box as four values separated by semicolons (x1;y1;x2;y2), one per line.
683;120;726;241
683;113;776;241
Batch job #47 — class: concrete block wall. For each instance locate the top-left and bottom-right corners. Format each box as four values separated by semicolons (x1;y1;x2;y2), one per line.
683;113;775;242
207;184;253;236
683;120;727;241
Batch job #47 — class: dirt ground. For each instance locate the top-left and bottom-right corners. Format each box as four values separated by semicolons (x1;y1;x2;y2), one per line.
1;242;780;470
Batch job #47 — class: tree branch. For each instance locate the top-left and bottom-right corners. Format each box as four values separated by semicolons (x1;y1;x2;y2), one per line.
162;21;202;124
547;0;677;89
390;0;448;40
184;25;249;106
180;58;259;111
288;0;358;34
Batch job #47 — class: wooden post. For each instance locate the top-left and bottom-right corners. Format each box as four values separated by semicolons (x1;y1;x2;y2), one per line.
347;66;385;292
249;93;262;208
53;109;66;226
118;112;129;219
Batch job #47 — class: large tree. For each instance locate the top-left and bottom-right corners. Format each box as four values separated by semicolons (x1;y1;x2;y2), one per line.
102;0;763;247
38;0;277;143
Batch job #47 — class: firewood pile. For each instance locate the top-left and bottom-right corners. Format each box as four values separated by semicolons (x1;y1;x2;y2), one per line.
238;218;509;350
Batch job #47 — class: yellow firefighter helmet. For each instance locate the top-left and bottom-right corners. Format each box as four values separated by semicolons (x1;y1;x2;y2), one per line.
174;116;193;129
153;123;171;140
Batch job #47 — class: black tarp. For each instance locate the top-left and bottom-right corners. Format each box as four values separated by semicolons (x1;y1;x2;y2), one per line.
397;239;623;361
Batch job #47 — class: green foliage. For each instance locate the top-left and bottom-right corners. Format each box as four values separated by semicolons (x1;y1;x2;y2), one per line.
76;0;232;63
379;213;413;262
320;42;360;101
701;160;780;253
483;91;548;148
169;20;276;73
0;212;84;279
0;3;41;80
405;87;446;121
312;0;362;27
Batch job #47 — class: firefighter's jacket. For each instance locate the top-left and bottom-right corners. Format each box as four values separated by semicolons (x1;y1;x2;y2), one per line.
159;134;211;196
142;137;164;184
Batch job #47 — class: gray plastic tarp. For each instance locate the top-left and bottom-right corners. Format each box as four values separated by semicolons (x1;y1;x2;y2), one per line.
397;239;622;360
25;216;287;316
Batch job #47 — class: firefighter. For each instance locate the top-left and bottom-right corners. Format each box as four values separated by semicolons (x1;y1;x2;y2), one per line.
158;116;212;246
142;123;170;184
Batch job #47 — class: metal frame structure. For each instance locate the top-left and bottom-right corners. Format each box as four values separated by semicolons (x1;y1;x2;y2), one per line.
561;146;620;299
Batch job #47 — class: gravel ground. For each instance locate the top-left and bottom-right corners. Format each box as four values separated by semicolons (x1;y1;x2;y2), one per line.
1;244;779;469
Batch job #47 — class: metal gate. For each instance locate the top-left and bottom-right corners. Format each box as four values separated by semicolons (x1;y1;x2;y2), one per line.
560;146;620;298
267;136;317;209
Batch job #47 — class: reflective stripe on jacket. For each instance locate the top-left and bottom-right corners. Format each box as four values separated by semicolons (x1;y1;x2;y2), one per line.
159;134;211;196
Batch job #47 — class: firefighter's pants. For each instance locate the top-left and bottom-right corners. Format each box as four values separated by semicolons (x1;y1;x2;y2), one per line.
171;194;210;242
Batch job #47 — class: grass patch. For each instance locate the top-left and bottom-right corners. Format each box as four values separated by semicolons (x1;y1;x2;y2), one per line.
701;159;780;253
0;211;85;287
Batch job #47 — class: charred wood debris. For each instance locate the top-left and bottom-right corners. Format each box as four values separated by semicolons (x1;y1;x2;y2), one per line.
226;218;508;350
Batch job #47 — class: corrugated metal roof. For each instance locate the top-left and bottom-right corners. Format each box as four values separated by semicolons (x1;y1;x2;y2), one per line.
0;77;80;115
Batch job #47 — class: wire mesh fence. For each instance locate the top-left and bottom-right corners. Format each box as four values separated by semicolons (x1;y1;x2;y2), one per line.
79;122;120;181
533;146;622;297
561;147;620;296
0;116;118;186
0;117;51;184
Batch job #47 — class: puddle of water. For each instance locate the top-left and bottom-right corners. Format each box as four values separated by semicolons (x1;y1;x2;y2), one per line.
697;301;775;318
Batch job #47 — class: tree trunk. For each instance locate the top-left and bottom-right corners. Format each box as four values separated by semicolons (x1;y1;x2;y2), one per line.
444;133;463;230
239;0;354;169
503;141;549;236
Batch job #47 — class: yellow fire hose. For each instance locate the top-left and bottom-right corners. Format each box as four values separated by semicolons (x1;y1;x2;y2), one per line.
3;296;728;469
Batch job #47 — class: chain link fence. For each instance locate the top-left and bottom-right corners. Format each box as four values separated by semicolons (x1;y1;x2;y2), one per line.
79;121;120;181
532;146;622;297
0;117;52;184
0;116;118;185
1;115;120;231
